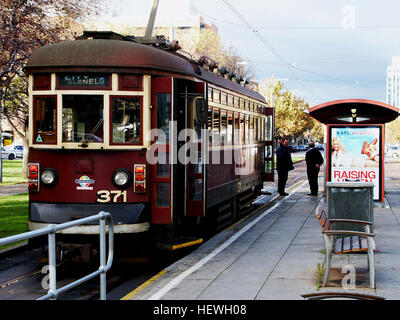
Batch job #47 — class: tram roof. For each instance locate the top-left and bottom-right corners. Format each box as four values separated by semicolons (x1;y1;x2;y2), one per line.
307;99;399;125
25;38;266;103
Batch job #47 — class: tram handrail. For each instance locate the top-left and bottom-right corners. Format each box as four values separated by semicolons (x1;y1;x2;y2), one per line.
0;211;114;300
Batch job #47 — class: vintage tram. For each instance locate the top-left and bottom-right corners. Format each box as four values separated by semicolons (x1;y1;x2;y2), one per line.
24;31;274;260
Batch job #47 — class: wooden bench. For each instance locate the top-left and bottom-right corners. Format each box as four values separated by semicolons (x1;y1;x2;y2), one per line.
315;204;376;288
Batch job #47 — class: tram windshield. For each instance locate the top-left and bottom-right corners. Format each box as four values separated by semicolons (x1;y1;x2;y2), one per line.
62;95;104;143
111;96;141;144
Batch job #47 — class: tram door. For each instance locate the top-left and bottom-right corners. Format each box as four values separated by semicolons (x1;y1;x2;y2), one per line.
175;80;207;219
150;77;174;224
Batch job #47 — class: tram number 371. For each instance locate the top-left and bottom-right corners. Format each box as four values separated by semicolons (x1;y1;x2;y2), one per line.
96;190;127;203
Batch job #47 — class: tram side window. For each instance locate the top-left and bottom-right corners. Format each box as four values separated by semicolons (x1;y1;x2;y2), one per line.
234;113;239;144
111;97;142;144
156;183;170;207
221;92;227;105
156;93;171;144
228;94;234;107
261;118;265;141
265;115;273;141
256;117;259;140
208;107;212;146
245;115;250;144
240;114;245;145
258;117;262;141
33;96;57;144
227;112;233;146
212;108;220;146
62;95;103;143
220;110;227;145
189;99;201;142
249;116;254;143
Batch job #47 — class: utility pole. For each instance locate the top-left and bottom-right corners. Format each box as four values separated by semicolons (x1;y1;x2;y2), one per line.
145;0;160;39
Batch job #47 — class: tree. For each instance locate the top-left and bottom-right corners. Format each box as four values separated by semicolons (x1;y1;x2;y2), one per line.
386;117;400;145
309;121;325;143
182;28;255;79
260;78;317;142
0;0;102;175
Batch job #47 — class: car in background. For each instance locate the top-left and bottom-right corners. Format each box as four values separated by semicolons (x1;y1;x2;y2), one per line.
1;147;17;160
386;145;400;158
289;145;299;152
6;145;24;158
316;144;324;151
298;145;308;151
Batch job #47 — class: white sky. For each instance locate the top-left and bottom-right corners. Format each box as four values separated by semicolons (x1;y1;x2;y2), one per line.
99;0;400;106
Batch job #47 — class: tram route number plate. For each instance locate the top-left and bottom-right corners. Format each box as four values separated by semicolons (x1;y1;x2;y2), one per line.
96;190;127;203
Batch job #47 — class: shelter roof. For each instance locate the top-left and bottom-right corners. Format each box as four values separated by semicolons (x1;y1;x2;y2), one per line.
307;99;399;124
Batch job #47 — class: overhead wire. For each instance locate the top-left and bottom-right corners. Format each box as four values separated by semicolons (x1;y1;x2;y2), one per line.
213;1;376;93
219;0;320;94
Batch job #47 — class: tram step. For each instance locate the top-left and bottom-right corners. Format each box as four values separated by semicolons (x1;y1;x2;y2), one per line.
238;198;254;210
238;192;254;202
156;236;203;251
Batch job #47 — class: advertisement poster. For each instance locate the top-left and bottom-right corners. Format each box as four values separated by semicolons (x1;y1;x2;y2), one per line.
330;126;381;200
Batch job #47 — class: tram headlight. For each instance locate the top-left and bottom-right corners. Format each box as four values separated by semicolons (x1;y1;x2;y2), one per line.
40;168;58;187
112;169;133;189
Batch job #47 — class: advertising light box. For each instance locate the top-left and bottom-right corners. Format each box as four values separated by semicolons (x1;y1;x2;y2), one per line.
328;125;383;201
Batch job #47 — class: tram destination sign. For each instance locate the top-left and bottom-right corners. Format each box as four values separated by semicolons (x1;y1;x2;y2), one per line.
59;74;109;88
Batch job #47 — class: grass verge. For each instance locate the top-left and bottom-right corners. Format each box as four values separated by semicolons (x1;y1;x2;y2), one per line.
0;160;27;185
0;192;29;250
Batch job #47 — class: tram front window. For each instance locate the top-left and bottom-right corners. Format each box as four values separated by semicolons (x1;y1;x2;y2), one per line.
112;97;142;144
62;95;104;143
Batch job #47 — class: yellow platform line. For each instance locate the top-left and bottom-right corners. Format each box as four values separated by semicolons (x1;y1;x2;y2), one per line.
120;269;167;300
172;238;203;250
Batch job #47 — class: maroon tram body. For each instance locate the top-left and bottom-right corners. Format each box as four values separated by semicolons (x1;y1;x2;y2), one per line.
24;32;274;254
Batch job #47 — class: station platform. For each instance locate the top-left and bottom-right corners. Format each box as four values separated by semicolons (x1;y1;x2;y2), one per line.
122;161;400;300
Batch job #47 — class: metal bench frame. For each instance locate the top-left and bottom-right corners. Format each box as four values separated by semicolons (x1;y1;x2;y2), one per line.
323;218;375;288
316;206;375;289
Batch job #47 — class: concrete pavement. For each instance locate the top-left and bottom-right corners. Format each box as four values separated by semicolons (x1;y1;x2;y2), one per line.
124;160;400;300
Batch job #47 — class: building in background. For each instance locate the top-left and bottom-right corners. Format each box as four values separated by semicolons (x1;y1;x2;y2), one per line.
386;56;400;108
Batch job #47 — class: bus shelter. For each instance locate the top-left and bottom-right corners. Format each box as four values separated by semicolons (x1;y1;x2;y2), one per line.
308;99;399;202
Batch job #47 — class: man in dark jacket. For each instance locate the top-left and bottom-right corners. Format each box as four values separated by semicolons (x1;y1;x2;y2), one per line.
305;141;324;196
276;138;294;196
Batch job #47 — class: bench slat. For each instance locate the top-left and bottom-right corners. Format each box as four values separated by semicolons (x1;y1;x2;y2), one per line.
335;237;343;254
360;237;368;251
315;207;322;219
342;237;351;253
315;206;375;254
319;211;327;227
351;236;361;252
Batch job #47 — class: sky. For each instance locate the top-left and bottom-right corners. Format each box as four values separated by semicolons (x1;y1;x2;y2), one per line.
98;0;400;107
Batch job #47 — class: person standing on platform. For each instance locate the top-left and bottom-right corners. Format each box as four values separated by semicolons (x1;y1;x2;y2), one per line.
276;137;294;196
305;141;324;196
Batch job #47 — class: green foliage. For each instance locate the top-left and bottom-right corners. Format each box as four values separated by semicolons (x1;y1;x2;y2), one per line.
183;28;255;78
261;78;321;141
0;160;27;185
0;0;103;137
315;261;326;290
0;192;28;250
386;117;400;144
